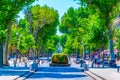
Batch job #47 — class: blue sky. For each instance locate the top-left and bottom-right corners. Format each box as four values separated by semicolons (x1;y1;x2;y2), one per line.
32;0;79;19
19;0;79;36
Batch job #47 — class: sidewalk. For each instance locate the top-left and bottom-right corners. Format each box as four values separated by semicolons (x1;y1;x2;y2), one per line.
0;66;30;80
3;58;120;80
89;68;120;80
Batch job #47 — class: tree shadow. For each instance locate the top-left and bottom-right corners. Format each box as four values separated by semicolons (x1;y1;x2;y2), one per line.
28;67;88;79
38;67;83;72
0;66;29;76
28;72;87;79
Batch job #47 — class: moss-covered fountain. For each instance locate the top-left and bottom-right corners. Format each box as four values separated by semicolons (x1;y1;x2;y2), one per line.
49;53;71;67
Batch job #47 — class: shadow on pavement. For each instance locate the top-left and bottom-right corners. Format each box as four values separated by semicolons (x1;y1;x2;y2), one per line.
28;72;87;78
27;67;88;79
0;66;29;76
38;67;83;72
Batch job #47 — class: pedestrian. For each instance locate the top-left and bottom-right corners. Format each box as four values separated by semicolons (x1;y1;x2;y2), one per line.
13;59;16;67
116;60;120;73
97;57;101;67
93;55;98;67
38;59;40;66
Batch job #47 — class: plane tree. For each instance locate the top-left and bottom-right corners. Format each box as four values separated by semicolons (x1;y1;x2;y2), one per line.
22;5;59;56
0;0;35;65
75;0;120;66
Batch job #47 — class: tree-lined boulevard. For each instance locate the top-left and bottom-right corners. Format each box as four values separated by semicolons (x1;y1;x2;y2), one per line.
0;0;120;80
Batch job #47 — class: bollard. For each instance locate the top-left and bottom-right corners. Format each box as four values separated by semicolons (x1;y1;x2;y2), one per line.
91;62;94;68
25;62;27;67
13;60;16;67
38;59;40;66
80;60;84;67
84;63;89;71
117;66;119;73
30;60;38;72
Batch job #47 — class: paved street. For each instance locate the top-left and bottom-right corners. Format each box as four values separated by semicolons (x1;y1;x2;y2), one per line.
0;58;89;80
0;58;120;80
25;59;90;80
89;68;120;80
26;67;90;80
0;66;29;80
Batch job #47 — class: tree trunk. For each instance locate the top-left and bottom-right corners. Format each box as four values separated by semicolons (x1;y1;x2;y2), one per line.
3;23;12;65
83;44;85;59
34;27;40;42
35;50;38;57
108;24;117;67
0;41;3;67
34;24;45;42
27;10;32;34
40;45;44;55
76;48;79;61
108;24;115;61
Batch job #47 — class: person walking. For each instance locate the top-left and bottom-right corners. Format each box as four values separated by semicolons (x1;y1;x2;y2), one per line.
97;57;101;67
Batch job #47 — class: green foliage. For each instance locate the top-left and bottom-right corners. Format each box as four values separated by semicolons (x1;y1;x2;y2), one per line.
18;18;29;29
62;36;74;54
19;34;34;54
31;5;59;27
44;39;55;51
0;0;35;46
59;7;89;54
115;29;120;50
60;34;67;48
10;23;35;54
0;0;35;27
75;0;120;54
29;5;59;53
51;53;68;64
0;29;6;43
30;5;59;36
44;35;59;53
85;13;108;49
59;7;77;34
60;0;120;53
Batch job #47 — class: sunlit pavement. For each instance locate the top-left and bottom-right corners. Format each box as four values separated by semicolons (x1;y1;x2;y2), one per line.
26;61;90;80
2;58;120;80
8;58;91;80
89;68;120;80
25;60;120;80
